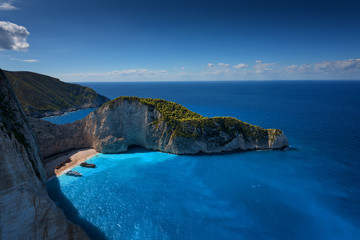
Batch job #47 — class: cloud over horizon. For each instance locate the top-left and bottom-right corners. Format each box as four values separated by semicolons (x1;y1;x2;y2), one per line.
253;61;277;74
59;58;360;82
217;63;230;67
62;69;168;81
233;63;248;69
0;21;30;51
282;59;360;75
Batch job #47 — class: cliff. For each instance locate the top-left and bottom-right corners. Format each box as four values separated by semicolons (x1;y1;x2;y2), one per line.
29;97;288;158
5;70;109;118
0;69;89;239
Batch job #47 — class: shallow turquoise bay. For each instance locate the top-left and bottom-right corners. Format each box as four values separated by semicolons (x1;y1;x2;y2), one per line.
46;81;360;240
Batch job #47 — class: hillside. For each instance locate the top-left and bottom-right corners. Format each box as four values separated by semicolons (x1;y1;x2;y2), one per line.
5;70;109;117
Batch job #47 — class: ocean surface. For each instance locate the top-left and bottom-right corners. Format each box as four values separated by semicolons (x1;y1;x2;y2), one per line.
46;81;360;240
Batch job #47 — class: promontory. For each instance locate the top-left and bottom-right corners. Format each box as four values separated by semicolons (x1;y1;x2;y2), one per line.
29;96;289;158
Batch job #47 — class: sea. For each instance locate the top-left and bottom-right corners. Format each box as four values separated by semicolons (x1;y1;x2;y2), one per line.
46;81;360;240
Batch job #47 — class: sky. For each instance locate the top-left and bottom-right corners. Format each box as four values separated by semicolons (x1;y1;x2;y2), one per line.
0;0;360;82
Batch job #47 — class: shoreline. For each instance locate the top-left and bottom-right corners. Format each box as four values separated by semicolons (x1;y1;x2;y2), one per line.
45;148;99;180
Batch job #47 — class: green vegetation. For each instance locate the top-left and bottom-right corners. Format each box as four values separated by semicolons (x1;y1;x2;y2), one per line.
6;71;109;116
105;96;202;120
103;96;282;143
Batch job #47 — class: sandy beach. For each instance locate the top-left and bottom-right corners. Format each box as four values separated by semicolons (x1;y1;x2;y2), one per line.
45;148;99;179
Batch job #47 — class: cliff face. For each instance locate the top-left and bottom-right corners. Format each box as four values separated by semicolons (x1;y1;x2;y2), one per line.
0;69;89;239
5;70;109;118
27;118;91;158
30;97;288;158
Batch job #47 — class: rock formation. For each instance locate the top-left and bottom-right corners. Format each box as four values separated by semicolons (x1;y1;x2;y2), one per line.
0;69;89;239
29;97;289;158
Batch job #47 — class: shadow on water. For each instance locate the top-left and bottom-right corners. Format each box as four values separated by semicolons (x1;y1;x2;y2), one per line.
46;177;107;240
126;145;296;156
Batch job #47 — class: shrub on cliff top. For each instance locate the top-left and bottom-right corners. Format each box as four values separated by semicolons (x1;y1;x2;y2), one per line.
103;96;282;141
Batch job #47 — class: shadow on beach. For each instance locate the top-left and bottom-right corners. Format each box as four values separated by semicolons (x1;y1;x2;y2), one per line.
46;177;107;240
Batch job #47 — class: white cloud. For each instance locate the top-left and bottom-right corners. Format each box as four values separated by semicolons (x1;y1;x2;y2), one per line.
202;62;248;79
0;1;18;10
62;69;168;81
22;59;38;62
203;63;233;77
282;59;360;75
10;58;38;62
0;21;29;51
233;63;248;69
253;61;276;74
217;62;229;67
313;59;360;73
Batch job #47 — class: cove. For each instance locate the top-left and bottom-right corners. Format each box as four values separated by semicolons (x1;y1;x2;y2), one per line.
45;81;360;240
47;146;359;240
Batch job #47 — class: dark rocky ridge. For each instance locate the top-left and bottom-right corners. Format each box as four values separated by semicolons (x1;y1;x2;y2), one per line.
5;70;109;118
29;97;289;158
0;69;89;239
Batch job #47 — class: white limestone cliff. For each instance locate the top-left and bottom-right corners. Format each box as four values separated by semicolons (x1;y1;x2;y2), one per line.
29;97;288;159
0;69;89;240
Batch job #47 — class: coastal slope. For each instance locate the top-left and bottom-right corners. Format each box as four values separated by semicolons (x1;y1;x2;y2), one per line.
29;97;288;158
5;70;109;118
0;69;89;239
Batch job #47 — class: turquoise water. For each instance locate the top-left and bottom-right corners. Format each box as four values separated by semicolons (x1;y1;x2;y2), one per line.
46;81;360;239
42;108;96;125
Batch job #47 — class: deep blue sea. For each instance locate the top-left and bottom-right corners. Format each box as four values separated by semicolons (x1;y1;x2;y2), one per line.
46;81;360;240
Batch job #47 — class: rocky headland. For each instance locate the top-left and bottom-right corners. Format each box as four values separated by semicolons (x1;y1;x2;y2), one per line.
29;96;289;159
5;70;109;118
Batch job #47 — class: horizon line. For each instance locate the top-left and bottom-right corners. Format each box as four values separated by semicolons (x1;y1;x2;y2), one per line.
69;79;360;83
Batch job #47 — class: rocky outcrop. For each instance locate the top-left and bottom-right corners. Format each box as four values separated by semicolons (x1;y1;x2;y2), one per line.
5;70;109;118
27;118;91;158
0;69;89;239
29;97;288;158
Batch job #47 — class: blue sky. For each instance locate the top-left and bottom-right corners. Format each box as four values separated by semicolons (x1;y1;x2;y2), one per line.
1;0;360;81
